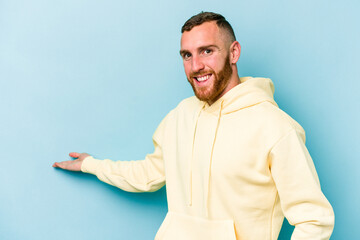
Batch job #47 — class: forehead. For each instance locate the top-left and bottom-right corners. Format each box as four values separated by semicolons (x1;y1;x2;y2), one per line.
180;21;224;50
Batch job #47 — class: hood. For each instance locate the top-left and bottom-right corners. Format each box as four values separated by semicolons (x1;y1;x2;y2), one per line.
202;77;277;114
189;77;278;217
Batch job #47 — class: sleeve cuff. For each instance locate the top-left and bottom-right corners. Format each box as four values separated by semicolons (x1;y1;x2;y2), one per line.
81;156;102;174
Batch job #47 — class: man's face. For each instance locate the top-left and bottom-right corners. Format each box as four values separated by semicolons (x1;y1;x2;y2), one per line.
180;21;233;104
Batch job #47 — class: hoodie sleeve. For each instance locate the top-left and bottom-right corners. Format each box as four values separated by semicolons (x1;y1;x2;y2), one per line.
269;129;334;240
80;114;169;193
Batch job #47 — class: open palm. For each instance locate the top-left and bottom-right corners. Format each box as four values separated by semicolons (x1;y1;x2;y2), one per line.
52;152;90;171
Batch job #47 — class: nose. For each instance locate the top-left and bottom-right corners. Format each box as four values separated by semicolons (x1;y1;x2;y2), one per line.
191;55;205;72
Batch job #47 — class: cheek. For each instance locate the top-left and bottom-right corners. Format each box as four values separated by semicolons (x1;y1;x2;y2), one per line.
183;62;192;76
204;57;220;71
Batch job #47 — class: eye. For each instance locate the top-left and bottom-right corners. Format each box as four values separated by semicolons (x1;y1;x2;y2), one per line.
203;49;212;55
182;52;192;60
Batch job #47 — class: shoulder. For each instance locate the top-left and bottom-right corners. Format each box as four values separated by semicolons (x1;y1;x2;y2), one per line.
153;96;201;141
255;102;306;141
170;96;203;116
158;96;201;125
176;96;202;109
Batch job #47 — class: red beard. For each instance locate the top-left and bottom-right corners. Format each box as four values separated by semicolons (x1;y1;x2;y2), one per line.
188;54;233;104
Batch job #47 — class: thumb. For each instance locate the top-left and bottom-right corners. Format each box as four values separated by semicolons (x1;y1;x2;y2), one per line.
69;152;80;158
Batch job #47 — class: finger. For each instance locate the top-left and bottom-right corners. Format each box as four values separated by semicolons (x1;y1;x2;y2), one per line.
53;161;69;169
53;162;63;168
69;152;80;158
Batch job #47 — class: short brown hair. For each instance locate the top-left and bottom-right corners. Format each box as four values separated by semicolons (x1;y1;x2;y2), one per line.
181;12;236;42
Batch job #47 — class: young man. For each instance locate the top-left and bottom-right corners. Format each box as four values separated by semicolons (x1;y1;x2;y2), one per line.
53;12;334;240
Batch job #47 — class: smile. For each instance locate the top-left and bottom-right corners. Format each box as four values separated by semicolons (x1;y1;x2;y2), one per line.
194;74;212;82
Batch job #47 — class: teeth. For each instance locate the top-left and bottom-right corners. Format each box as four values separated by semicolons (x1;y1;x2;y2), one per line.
197;74;210;82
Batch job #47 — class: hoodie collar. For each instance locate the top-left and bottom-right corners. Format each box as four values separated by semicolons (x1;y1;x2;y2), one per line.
202;77;278;115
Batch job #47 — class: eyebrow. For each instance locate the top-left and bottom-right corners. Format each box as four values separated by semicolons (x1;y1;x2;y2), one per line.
179;44;220;56
179;49;189;56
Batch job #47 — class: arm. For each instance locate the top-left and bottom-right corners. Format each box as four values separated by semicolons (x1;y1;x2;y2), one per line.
53;136;165;192
80;136;165;192
53;113;170;192
269;129;334;240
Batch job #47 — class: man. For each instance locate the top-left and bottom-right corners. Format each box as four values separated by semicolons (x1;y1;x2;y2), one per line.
53;12;334;239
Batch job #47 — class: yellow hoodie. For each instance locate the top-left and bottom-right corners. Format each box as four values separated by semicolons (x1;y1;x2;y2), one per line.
81;77;334;240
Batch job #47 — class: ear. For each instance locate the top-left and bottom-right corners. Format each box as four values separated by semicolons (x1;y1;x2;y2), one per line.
229;41;241;64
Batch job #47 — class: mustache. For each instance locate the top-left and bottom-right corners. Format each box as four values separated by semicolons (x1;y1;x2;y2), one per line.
189;70;214;79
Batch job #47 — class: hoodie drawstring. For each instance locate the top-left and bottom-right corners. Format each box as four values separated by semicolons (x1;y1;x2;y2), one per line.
205;100;223;217
188;105;204;206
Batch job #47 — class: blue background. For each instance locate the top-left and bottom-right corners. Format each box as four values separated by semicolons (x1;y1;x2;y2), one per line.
0;0;359;239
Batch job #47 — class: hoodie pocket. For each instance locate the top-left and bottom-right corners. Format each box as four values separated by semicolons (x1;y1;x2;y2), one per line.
155;212;236;240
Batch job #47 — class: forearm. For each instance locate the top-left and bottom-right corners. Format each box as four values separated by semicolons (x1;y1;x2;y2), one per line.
81;154;165;192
